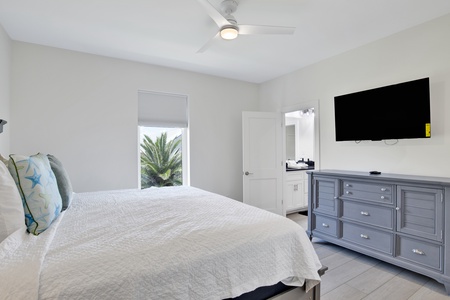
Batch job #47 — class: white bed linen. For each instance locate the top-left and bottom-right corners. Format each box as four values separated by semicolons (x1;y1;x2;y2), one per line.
0;212;64;300
1;186;321;300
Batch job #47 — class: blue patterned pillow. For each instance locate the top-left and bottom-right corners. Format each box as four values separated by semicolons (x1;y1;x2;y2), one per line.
8;153;62;235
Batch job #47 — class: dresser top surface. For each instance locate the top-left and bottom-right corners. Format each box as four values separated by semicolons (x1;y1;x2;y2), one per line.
307;169;450;186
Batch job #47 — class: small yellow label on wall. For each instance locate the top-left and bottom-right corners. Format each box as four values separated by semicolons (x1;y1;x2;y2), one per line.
426;123;431;137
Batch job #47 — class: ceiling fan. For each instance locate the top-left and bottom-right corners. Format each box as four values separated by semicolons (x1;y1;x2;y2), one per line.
197;0;296;53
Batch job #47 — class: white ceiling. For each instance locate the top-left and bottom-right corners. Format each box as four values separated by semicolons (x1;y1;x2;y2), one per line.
1;0;450;83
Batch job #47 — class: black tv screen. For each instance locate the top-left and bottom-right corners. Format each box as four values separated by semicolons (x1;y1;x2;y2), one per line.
334;78;431;141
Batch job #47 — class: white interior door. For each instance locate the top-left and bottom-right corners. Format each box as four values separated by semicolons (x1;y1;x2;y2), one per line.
242;111;283;215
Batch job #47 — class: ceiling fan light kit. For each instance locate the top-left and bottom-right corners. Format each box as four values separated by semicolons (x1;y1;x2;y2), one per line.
220;26;239;40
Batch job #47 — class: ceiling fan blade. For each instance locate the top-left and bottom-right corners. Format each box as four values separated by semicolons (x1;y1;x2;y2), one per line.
238;25;295;35
197;31;221;53
197;0;230;28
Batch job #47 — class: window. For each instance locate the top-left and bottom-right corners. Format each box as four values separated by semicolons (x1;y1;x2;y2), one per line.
138;91;189;189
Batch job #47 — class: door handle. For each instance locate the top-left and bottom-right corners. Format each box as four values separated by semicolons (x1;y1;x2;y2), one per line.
244;171;253;176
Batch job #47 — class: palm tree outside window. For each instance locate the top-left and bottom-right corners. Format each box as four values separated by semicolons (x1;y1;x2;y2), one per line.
139;127;183;188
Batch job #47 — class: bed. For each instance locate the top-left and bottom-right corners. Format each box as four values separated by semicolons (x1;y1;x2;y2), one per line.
0;154;323;300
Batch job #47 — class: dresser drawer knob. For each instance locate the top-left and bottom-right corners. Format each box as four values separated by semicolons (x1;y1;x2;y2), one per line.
381;188;387;192
345;191;352;195
380;196;386;200
396;207;400;211
360;234;369;239
322;223;329;228
412;249;425;255
360;211;370;216
345;183;351;187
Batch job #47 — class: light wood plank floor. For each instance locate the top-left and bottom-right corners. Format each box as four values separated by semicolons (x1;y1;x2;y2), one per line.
287;213;450;299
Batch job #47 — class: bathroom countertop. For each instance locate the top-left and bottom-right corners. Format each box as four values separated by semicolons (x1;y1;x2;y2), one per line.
286;166;314;172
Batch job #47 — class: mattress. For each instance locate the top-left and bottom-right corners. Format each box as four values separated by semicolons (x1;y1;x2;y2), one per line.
0;186;322;299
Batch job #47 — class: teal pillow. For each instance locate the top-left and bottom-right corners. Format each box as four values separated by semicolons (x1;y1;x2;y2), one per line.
47;154;73;211
8;153;62;235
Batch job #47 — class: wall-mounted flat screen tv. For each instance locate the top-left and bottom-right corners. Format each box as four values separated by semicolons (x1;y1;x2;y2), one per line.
334;77;431;141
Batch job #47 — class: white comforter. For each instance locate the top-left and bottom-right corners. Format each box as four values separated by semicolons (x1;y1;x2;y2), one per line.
0;186;322;300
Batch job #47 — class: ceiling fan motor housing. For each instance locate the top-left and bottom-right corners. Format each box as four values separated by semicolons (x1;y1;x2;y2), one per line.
225;15;237;25
220;0;239;16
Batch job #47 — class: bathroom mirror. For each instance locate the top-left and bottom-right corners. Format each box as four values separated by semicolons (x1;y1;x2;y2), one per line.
285;109;315;162
286;125;295;160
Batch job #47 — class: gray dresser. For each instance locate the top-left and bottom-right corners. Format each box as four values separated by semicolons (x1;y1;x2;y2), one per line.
307;170;450;294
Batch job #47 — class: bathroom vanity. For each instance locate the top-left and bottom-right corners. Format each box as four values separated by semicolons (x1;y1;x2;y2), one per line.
285;160;314;213
285;169;309;213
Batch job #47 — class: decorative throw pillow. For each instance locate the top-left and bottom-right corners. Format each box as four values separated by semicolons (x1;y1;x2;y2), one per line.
8;153;62;235
47;154;73;211
0;160;26;242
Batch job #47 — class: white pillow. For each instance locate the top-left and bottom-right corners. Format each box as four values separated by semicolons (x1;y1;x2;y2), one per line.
0;160;26;242
0;154;8;165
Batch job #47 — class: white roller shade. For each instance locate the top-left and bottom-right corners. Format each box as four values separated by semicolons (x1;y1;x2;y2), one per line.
138;90;188;127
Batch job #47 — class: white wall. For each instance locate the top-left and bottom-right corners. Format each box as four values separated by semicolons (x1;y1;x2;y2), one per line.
11;42;259;200
260;13;450;177
0;24;11;154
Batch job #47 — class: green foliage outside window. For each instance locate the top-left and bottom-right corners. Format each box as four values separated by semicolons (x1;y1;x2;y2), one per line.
140;132;182;188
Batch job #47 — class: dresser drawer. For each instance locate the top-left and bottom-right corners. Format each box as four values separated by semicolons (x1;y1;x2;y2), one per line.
314;214;338;237
342;222;393;255
342;201;393;229
397;236;443;272
342;180;393;204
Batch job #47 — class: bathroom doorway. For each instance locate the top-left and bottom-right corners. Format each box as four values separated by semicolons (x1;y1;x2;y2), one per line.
282;100;320;215
285;108;315;164
282;100;320;169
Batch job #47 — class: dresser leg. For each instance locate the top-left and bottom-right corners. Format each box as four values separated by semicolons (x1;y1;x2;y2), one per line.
443;282;450;295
